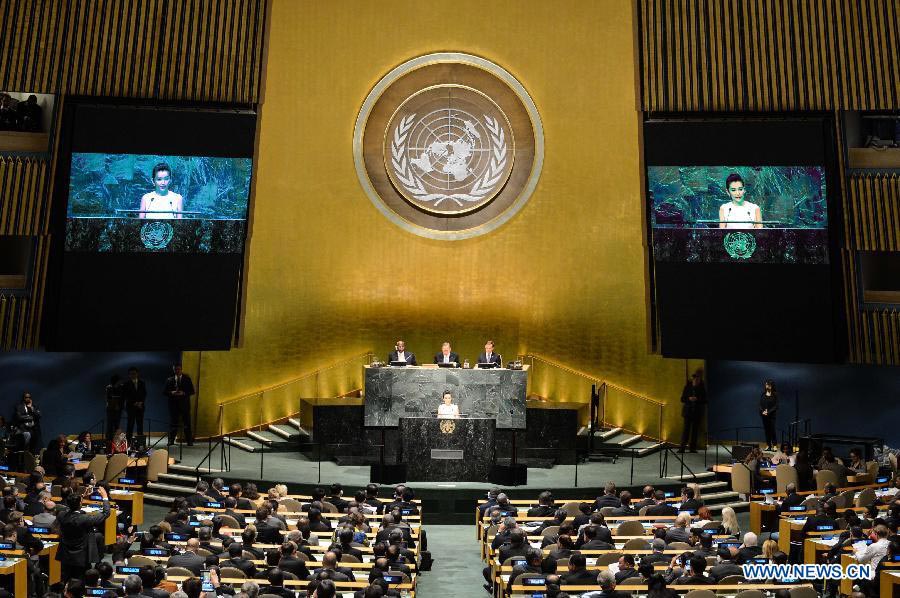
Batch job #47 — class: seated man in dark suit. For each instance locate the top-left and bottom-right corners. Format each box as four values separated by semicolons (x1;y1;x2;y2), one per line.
582;570;632;598
217;497;247;527
593;482;621;511
229;483;255;510
562;552;598;584
734;532;763;564
508;547;545;590
802;505;838;534
615;555;640;584
337;528;363;561
388;340;417;365
166;538;206;575
477;340;502;367
185;481;213;508
707;545;743;582
326;483;350;513
312;551;354;582
434;342;460;366
609;491;637;516
640;539;670;566
220;541;257;577
634;486;656;511
679;486;703;513
672;555;714;584
577;525;613;551
777;483;805;513
260;568;295;598
534;509;567;537
364;483;386;514
277;541;311;579
253;506;285;544
527;491;556;518
645;490;679;516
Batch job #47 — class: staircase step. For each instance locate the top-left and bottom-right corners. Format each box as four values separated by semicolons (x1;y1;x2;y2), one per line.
144;493;179;506
701;491;740;503
637;442;667;457
599;427;622;441
698;481;728;491
246;430;285;445
269;424;300;441
169;463;226;475
665;471;716;482
288;418;311;437
146;481;195;495
707;500;750;513
618;434;643;447
158;472;198;484
224;435;267;453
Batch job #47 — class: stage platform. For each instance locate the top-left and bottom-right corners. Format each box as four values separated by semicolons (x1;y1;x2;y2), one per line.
169;444;717;523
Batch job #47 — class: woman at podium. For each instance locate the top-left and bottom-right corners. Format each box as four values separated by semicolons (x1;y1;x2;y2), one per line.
437;391;460;419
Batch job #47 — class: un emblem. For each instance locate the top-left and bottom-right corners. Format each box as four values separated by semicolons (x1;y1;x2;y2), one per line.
439;420;456;434
387;87;514;214
354;53;543;240
140;221;174;250
723;232;757;260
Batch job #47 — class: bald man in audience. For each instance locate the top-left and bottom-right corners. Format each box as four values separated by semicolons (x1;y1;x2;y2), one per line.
167;538;205;575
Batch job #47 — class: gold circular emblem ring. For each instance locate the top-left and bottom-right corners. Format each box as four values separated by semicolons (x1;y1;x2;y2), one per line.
354;53;544;240
439;420;456;434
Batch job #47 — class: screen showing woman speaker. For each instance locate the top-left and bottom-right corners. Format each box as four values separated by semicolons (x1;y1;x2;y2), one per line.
65;153;252;253
648;165;828;264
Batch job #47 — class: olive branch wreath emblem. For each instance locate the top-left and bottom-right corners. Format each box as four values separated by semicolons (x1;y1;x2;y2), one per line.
390;113;508;207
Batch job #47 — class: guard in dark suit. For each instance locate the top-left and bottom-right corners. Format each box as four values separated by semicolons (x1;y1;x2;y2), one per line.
387;340;417;365
477;340;502;367
433;342;460;366
679;370;706;453
105;375;124;444
121;367;147;443
56;486;111;581
164;364;195;446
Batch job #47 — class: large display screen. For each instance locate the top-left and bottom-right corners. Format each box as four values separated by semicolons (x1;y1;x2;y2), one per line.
649;165;828;264
66;153;252;252
44;102;257;351
643;116;842;363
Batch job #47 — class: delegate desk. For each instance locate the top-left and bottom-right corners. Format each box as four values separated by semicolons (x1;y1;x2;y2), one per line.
400;416;494;482
364;365;528;429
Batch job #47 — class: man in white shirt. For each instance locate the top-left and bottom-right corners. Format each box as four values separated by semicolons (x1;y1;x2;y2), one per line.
388;340;417;365
854;525;890;568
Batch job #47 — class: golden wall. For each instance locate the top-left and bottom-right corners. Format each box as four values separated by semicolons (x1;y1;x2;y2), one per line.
187;0;699;439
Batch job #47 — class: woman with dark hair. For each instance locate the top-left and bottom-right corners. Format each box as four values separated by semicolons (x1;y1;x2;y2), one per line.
719;172;762;229
771;441;794;465
759;380;779;450
41;436;68;476
139;162;184;219
75;431;95;458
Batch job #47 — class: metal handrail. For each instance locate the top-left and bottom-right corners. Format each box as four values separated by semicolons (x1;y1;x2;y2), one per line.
218;351;374;407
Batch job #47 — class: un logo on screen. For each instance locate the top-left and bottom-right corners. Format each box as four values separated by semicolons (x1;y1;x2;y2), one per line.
140;221;174;250
387;87;513;215
723;231;757;260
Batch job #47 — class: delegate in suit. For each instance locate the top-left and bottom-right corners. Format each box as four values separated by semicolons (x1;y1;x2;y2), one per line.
477;340;502;367
433;341;460;366
388;340;417;365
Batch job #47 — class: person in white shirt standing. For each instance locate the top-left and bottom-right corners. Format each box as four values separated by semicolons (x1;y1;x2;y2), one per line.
437;391;460;419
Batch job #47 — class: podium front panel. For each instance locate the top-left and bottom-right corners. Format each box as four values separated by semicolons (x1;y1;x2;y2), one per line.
400;416;495;482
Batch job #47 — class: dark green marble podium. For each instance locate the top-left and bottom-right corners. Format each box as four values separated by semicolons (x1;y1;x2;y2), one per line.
399;416;495;482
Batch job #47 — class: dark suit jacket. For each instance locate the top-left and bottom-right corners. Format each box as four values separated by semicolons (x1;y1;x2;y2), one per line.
164;374;195;399
477;352;502;367
498;543;529;564
593;495;621;510
778;492;805;513
679;498;703;513
680;380;707;418
563;569;598;584
387;351;417;366
615;568;641;584
55;501;111;567
433;351;460;366
167;551;205;575
278;555;311;579
579;538;614;551
121;379;148;411
708;562;743;582
646;503;679;516
254;520;284;544
526;505;555;518
673;574;714;585
222;556;257;577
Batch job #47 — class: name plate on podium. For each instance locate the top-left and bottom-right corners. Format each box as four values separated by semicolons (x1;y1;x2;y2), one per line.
430;449;464;460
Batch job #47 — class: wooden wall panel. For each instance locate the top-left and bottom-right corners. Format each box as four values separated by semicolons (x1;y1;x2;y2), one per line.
0;0;268;349
639;0;900;111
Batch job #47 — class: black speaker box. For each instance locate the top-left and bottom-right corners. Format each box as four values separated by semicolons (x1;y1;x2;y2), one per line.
370;464;407;484
489;464;527;486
